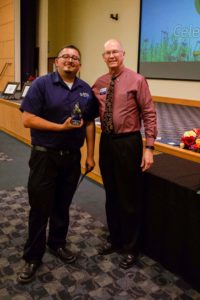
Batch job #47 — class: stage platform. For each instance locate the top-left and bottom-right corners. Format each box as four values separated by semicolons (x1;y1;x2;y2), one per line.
142;153;200;291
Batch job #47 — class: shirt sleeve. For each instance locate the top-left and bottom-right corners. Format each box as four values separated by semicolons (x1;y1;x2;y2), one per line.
136;77;157;146
20;78;45;116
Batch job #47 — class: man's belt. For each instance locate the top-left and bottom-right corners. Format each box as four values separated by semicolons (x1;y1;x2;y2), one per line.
33;145;71;156
102;131;140;138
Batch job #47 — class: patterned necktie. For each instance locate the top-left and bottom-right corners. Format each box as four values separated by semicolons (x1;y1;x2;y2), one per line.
102;76;116;133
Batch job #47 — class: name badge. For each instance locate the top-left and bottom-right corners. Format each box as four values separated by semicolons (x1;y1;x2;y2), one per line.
100;87;107;95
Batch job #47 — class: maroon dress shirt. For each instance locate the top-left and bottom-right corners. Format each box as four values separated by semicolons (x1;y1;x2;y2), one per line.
92;67;157;146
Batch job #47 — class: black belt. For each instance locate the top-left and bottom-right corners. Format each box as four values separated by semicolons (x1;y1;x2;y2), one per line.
102;131;140;138
33;145;71;156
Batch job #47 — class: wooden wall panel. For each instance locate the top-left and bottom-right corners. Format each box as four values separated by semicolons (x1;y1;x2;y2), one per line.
0;0;14;91
153;96;200;107
0;0;12;8
0;23;14;41
0;99;31;144
0;73;13;90
1;40;14;58
80;126;102;184
0;3;13;24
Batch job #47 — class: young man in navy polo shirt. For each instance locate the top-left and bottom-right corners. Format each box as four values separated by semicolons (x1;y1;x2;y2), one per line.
18;45;97;283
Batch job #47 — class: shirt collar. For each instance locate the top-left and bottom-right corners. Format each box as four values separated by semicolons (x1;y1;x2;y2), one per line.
53;71;83;88
109;66;125;79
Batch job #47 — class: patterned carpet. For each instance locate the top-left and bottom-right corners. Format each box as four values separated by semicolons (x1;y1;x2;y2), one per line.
0;152;200;299
0;152;13;162
154;103;200;146
95;102;200;147
0;186;200;300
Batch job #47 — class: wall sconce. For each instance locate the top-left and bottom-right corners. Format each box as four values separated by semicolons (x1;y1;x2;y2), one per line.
110;13;118;21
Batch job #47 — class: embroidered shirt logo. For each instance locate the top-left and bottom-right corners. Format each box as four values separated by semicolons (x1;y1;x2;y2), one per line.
80;92;89;98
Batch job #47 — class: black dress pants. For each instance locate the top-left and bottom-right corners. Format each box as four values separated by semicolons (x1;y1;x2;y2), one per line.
23;148;81;262
99;132;143;255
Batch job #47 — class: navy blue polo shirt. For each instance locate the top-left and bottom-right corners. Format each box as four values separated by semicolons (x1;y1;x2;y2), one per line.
20;72;98;150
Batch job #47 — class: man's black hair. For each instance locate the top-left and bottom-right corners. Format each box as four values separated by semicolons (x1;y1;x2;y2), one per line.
57;45;81;61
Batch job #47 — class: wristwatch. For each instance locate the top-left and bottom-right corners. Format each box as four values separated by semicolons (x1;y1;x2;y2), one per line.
145;145;155;150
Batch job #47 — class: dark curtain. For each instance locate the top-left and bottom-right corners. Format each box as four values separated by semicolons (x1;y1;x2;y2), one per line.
20;0;38;85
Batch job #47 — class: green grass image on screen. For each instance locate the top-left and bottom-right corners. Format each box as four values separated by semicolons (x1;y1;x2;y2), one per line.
195;0;200;14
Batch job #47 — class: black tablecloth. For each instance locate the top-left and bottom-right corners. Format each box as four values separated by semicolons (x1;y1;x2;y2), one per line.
141;153;200;291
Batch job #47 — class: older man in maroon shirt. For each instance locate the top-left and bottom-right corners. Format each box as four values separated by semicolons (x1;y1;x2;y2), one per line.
93;39;157;269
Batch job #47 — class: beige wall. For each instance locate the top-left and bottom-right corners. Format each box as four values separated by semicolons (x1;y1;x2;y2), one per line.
67;0;140;86
63;0;200;101
148;79;200;101
48;0;70;57
0;0;199;101
0;0;15;91
14;0;20;85
36;0;48;76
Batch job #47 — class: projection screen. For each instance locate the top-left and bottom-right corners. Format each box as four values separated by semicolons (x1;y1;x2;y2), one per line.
138;0;200;81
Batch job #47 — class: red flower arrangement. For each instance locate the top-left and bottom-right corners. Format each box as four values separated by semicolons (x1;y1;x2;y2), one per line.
180;128;200;153
27;75;36;82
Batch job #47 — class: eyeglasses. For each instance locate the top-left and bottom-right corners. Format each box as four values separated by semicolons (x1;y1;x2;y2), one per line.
103;50;123;57
57;54;80;62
